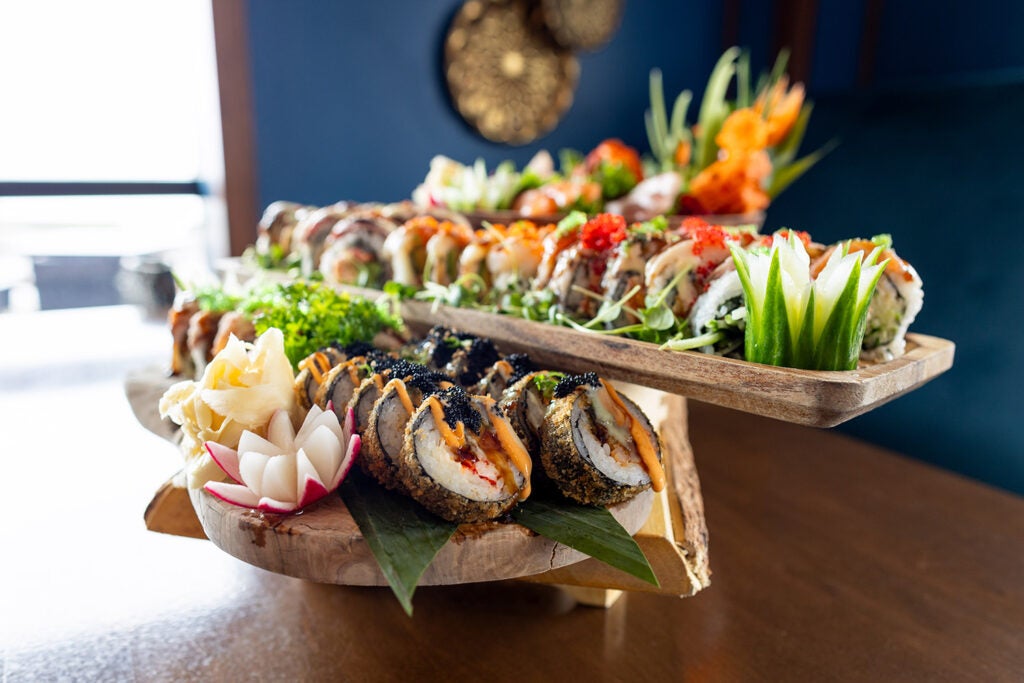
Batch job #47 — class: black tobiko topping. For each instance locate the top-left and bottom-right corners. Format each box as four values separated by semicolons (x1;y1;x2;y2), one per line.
424;325;460;367
553;372;601;398
405;369;451;396
342;340;375;358
505;353;535;384
436;385;482;433
458;337;499;385
370;354;406;373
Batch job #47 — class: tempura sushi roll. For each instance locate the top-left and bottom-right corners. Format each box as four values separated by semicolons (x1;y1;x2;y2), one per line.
540;373;665;506
497;370;558;455
406;326;500;386
294;345;349;410
363;377;428;491
314;357;373;417
361;362;451;490
472;353;534;401
399;386;532;523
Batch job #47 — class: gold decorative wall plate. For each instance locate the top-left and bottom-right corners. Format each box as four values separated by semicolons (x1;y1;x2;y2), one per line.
541;0;624;50
445;0;579;144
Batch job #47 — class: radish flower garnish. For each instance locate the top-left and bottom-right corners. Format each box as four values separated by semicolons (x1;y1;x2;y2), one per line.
731;232;887;370
204;405;361;514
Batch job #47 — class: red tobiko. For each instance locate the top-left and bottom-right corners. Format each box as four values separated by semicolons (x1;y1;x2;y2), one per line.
580;213;628;252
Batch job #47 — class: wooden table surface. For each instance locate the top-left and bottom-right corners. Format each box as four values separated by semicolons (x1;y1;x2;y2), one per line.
2;307;1022;682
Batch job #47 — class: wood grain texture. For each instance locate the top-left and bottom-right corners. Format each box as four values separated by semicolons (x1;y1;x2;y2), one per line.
339;283;955;427
191;486;652;586
144;471;206;539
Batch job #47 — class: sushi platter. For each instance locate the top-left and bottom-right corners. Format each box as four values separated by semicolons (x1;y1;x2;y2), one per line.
133;46;959;609
130;372;710;598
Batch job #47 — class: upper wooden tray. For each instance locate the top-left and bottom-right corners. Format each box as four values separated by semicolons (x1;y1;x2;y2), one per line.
339;284;954;428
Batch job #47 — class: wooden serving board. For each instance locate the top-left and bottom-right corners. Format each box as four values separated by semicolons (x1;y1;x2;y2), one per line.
132;377;710;596
191;487;653;586
339;284;954;428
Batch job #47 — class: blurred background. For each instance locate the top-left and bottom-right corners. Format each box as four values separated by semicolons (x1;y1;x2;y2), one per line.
1;0;1020;493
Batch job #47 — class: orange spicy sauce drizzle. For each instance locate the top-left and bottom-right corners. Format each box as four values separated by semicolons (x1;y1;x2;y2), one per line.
598;379;665;492
384;378;416;415
299;351;332;384
483;401;532;499
346;363;362;387
424;395;532;500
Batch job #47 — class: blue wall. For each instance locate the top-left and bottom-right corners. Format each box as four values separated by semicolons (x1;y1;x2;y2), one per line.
246;1;1024;494
247;1;724;206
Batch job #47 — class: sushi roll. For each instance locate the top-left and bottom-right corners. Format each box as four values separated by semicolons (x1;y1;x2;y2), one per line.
405;326;499;387
381;216;446;287
168;297;200;378
293;204;355;276
472;353;535;401
254;200;314;261
643;220;735;320
314;356;374;418
599;220;674;327
686;261;747;356
398;386;532;523
318;212;399;287
540;373;665;506
186;309;224;377
498;370;559;456
294;345;350;411
361;362;451;491
812;236;924;362
423;221;474;286
542;214;631;320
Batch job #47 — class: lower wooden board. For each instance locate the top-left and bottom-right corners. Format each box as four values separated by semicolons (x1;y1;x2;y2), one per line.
132;377;710;597
191;486;653;586
338;284;954;428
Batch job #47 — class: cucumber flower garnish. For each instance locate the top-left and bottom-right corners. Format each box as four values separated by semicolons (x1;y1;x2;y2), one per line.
731;232;887;370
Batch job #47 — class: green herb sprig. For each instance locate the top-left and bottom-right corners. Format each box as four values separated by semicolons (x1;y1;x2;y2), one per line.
239;281;401;368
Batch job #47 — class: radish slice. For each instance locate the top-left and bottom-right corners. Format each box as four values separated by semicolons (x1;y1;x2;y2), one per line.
205;441;242;484
205;481;260;508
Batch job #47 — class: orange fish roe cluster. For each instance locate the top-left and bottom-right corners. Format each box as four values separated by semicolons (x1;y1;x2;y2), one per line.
580;213;628;252
688;222;730;258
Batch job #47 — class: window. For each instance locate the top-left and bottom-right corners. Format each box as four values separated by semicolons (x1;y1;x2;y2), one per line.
0;0;225;311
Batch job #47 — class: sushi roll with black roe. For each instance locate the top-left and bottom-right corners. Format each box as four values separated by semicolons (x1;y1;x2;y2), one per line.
540;373;665;506
399;386;532;524
498;370;560;455
361;363;449;491
294;345;350;410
